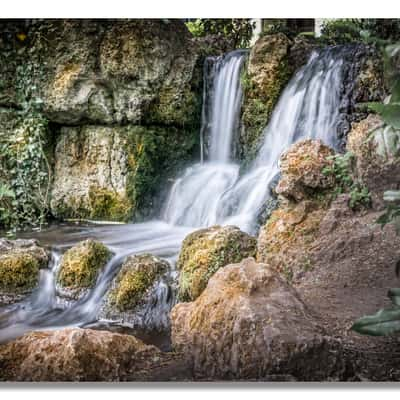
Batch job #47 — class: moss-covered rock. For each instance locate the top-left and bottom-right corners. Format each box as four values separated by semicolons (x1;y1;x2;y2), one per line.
107;254;169;312
5;20;202;127
240;33;294;161
0;239;49;304
57;239;111;295
177;225;256;301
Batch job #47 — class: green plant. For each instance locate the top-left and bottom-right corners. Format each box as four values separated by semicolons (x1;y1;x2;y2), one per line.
0;28;51;232
186;19;254;49
320;19;362;45
365;44;400;129
322;152;371;209
352;190;400;336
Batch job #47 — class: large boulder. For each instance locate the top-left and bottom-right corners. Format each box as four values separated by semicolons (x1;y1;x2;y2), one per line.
50;124;196;221
101;254;172;330
0;239;49;305
0;328;188;381
171;258;344;380
275;139;335;202
177;225;256;301
57;239;111;298
347;114;400;208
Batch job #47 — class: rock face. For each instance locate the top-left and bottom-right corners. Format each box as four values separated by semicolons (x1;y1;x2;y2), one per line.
347;114;400;208
29;20;200;126
0;328;188;381
257;139;335;280
241;33;294;161
171;258;344;380
0;20;204;223
50;124;195;220
275;139;335;202
57;239;111;297
257;200;327;281
177;225;256;301
0;239;49;305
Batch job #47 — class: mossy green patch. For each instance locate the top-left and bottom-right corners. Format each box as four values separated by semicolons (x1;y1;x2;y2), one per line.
0;252;39;293
241;58;292;162
108;254;168;312
177;226;257;302
57;239;111;289
124;125;197;220
88;187;132;222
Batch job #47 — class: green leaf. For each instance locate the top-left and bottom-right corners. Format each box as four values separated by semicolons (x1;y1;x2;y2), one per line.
351;307;400;336
367;102;400;129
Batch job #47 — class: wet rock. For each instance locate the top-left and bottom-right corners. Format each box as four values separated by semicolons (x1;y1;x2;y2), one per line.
347;114;400;208
102;254;172;330
177;225;256;301
275;139;335;202
50;124;196;221
57;239;111;298
0;328;189;381
171;258;345;380
0;239;49;305
241;33;293;161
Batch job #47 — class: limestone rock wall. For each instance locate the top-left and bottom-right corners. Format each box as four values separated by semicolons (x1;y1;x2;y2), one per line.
0;19;206;222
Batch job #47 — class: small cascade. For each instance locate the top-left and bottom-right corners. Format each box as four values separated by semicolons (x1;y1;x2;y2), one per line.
163;50;247;227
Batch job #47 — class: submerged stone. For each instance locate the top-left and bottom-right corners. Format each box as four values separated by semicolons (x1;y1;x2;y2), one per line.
177;225;256;302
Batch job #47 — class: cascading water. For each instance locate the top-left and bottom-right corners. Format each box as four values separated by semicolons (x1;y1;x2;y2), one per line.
0;46;353;343
163;50;246;227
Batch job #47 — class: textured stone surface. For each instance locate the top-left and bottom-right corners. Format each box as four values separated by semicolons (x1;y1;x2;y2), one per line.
107;254;169;312
23;20;201;126
0;328;189;381
171;258;344;380
347;114;400;208
275;139;335;202
50;124;196;221
57;239;111;298
240;33;293;161
0;239;49;304
177;225;256;301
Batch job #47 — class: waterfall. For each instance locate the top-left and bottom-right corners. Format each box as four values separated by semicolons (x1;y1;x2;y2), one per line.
163;50;247;227
0;46;352;341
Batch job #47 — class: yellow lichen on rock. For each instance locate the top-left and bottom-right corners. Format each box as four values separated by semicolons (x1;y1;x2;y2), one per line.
276;139;335;202
177;225;256;301
108;254;169;312
0;252;39;293
57;239;111;290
